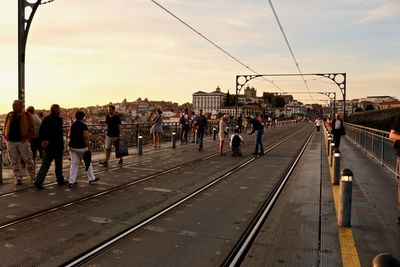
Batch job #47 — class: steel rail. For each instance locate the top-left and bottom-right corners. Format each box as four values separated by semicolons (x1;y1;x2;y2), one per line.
0;125;307;231
223;128;314;266
61;127;311;266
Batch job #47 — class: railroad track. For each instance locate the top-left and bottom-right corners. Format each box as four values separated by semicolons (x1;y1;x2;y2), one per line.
0;123;314;266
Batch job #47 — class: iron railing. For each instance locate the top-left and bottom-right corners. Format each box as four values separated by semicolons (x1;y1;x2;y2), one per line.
344;122;397;175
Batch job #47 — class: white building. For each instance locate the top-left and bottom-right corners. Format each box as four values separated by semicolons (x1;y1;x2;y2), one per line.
192;86;226;114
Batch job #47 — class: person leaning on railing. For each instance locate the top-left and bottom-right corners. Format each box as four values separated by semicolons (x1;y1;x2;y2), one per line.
389;113;400;225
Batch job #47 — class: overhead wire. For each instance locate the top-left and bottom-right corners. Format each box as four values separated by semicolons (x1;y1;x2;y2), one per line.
267;0;315;101
150;0;285;93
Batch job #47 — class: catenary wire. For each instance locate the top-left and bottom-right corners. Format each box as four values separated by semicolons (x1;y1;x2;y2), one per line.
267;0;315;100
150;0;285;93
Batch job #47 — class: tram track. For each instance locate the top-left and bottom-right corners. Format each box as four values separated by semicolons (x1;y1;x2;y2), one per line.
61;126;315;266
0;123;314;266
0;124;306;231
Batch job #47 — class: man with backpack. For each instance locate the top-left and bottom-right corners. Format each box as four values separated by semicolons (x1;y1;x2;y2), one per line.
230;128;244;157
193;109;207;151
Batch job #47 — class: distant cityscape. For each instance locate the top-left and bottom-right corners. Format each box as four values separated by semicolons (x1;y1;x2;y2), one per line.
1;86;399;125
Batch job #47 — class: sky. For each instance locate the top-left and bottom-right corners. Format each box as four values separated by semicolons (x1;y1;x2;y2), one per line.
0;0;399;114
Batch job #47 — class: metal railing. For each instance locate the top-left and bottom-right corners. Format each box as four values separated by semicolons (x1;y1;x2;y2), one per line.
344;122;397;175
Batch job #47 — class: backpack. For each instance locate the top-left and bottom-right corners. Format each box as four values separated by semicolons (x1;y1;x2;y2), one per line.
232;134;241;147
179;114;185;125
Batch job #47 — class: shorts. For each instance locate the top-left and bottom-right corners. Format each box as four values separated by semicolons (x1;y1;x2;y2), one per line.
105;136;119;150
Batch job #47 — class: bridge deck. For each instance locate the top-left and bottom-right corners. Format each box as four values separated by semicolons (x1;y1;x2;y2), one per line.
0;124;399;266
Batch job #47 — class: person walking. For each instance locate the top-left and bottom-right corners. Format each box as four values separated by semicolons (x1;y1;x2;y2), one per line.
3;100;36;185
246;115;265;155
331;114;346;148
34;104;67;189
194;109;207;151
26;106;43;160
99;105;122;167
389;114;400;224
218;115;229;155
68;111;99;187
180;108;190;142
152;108;163;147
315;117;322;133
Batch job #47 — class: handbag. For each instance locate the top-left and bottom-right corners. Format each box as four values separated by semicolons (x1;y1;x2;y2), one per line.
116;139;129;157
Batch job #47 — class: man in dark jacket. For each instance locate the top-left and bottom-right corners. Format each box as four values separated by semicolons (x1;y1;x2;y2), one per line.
331;114;346;148
34;104;67;189
246;116;264;155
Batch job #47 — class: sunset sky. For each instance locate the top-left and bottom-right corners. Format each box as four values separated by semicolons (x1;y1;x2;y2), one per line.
0;0;399;114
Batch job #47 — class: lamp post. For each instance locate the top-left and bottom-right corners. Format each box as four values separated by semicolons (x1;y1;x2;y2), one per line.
18;0;42;104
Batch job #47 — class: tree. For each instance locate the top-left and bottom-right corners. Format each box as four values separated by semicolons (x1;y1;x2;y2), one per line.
365;104;374;111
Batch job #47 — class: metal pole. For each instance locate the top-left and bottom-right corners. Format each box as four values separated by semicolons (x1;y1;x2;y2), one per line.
18;0;26;103
329;143;335;166
172;132;176;149
338;168;353;227
213;127;217;141
138;136;143;156
333;149;341;185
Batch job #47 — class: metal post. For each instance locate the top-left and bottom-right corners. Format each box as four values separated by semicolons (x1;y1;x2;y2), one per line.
18;0;42;104
138;136;143;156
0;143;3;184
327;135;332;153
338;168;353;227
213;127;217;141
372;253;400;267
332;149;341;185
195;130;198;144
329;143;335;166
172;132;176;149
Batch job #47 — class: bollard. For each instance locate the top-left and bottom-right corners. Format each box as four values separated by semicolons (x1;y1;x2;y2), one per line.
195;130;198;144
138;135;143;156
332;149;341;185
172;132;176;149
327;136;332;155
213;127;217;141
371;253;400;267
338;168;353;227
0;147;2;184
329;143;335;166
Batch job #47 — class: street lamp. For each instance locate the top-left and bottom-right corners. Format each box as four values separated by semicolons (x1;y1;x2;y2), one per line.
18;0;43;104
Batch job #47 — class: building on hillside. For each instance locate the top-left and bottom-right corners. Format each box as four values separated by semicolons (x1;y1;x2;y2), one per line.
284;101;307;117
192;86;227;115
379;100;400;110
334;100;353;115
359;96;397;104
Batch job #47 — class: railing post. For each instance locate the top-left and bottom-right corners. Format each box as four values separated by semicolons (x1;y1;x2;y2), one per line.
333;149;341;185
327;135;332;153
172;132;176;149
138;135;143;156
338;168;353;227
195;130;198;144
213;127;217;141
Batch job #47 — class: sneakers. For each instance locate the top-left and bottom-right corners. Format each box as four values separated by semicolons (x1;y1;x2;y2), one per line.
397;216;400;224
68;182;78;188
89;177;100;184
99;161;108;167
252;152;258;155
118;158;123;165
